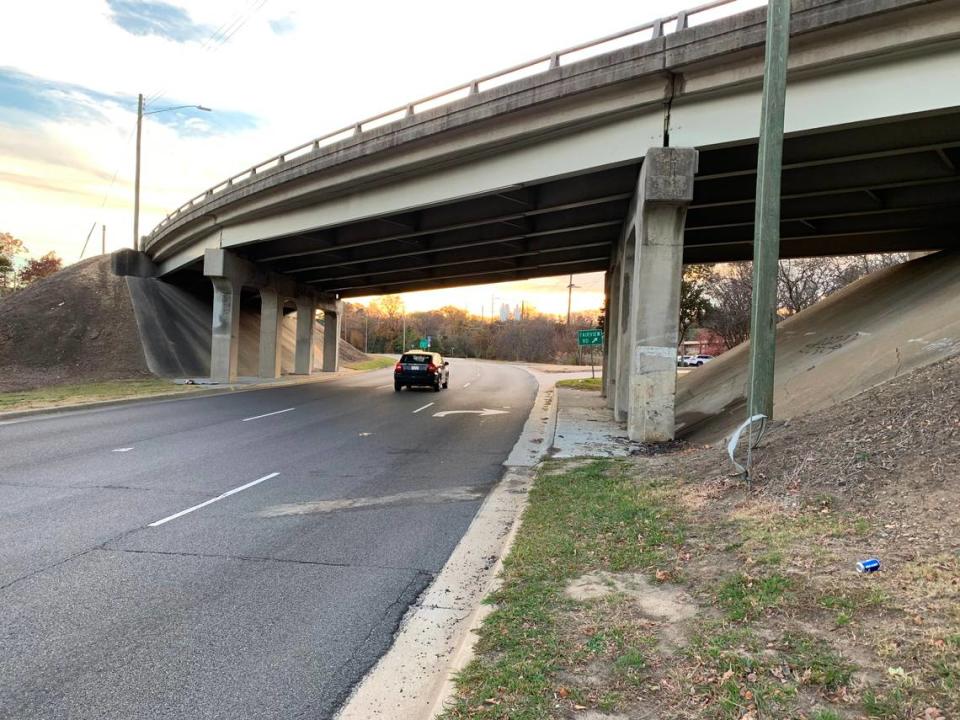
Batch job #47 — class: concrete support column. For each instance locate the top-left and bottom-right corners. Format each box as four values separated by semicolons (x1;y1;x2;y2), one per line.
604;259;622;408
258;288;283;379
614;230;635;423
210;276;242;383
627;147;698;442
600;270;611;399
295;296;316;374
322;303;342;372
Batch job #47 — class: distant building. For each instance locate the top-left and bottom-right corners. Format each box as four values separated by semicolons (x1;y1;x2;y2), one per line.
499;303;510;322
514;304;522;321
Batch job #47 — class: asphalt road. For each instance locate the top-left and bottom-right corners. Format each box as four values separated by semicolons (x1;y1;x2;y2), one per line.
0;359;537;719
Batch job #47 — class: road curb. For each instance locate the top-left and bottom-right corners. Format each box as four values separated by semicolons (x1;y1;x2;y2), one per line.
334;366;565;720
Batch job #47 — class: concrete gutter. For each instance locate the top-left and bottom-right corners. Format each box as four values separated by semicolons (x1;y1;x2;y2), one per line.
335;367;590;719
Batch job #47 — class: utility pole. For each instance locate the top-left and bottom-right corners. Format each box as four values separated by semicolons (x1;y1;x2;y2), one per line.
402;312;406;352
746;0;791;421
101;224;106;255
134;93;143;252
363;311;368;354
566;274;579;326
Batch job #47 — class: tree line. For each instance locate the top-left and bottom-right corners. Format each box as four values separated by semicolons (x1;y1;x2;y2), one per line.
344;253;908;363
340;295;602;365
0;232;63;297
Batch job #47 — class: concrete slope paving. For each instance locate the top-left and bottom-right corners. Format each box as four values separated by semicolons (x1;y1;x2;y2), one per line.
0;359;536;720
677;250;960;442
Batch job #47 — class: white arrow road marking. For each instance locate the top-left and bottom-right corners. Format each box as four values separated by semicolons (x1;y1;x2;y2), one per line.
148;472;280;527
242;407;295;422
433;408;509;418
112;447;134;453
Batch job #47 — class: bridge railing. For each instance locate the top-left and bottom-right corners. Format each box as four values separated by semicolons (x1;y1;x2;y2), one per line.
147;0;762;240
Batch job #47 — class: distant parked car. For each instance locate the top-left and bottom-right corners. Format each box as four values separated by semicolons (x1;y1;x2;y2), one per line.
394;351;449;391
684;354;714;367
678;355;692;367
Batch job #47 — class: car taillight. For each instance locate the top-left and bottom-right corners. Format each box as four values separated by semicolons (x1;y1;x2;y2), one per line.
395;363;403;372
427;363;437;373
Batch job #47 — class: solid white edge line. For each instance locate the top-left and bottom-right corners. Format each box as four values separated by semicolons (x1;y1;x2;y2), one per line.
241;408;295;422
112;447;134;453
462;382;471;388
412;402;434;414
148;472;280;527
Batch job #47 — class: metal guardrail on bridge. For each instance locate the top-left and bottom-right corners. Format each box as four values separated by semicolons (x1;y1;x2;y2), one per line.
147;0;763;241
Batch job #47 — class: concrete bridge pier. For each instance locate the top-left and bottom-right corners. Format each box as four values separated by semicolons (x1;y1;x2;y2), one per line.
322;305;342;372
258;288;284;379
604;254;622;410
209;275;243;384
610;147;697;442
294;296;316;375
614;228;635;424
204;249;333;383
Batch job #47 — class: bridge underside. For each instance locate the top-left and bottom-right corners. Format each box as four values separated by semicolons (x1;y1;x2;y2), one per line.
137;109;960;438
184;110;960;299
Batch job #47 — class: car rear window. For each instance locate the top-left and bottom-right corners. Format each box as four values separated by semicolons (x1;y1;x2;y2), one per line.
401;354;432;364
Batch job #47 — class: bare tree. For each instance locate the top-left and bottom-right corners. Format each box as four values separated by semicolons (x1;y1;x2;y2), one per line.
703;262;754;350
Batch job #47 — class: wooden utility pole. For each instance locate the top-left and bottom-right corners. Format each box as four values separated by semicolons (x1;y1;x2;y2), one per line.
746;0;791;420
134;93;143;252
101;224;106;255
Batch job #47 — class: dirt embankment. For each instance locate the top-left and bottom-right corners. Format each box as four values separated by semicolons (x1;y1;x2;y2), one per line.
0;256;149;392
0;255;374;391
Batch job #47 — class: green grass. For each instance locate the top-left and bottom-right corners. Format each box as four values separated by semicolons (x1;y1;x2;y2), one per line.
555;376;603;391
811;710;844;720
716;573;791;621
0;378;198;412
441;459;685;719
781;632;854;689
344;356;396;371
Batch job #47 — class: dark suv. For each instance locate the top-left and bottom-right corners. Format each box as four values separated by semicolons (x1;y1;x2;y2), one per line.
394;351;449;392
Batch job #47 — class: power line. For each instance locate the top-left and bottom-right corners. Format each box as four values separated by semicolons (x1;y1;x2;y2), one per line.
145;0;269;107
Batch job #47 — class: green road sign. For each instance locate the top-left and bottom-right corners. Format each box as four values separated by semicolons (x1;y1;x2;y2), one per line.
578;329;603;346
418;338;429;349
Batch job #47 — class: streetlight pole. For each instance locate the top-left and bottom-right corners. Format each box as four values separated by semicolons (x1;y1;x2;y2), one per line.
134;95;211;252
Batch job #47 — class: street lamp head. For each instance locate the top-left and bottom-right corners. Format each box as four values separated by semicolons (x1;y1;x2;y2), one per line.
197;106;212;112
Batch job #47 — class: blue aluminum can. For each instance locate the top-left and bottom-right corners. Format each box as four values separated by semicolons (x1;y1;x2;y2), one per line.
856;558;881;573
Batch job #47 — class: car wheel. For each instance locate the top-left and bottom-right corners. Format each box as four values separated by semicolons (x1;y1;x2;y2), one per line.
394;382;402;392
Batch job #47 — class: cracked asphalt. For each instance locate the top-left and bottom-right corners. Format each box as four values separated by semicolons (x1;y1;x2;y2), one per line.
0;359;536;719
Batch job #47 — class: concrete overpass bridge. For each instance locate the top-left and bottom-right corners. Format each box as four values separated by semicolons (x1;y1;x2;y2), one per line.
115;0;960;441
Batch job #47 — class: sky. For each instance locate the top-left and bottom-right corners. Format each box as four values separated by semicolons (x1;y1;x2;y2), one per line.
0;0;764;317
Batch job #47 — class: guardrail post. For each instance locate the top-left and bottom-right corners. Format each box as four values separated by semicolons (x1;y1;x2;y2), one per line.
651;19;664;38
676;11;689;30
548;53;560;69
